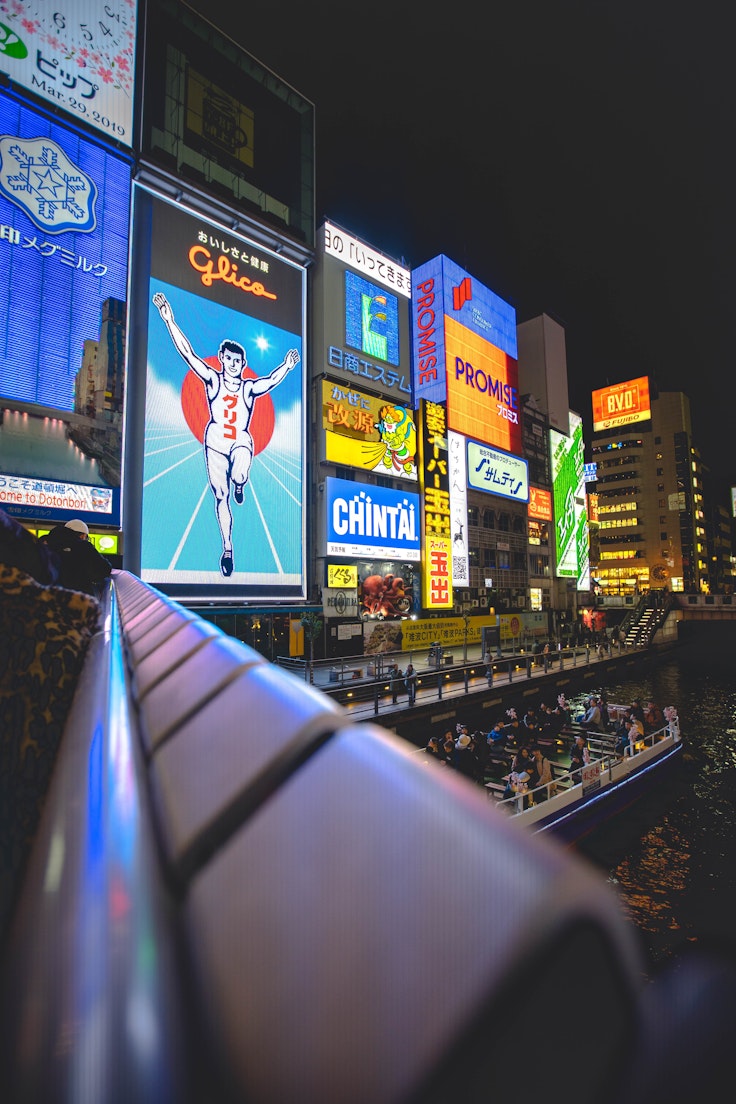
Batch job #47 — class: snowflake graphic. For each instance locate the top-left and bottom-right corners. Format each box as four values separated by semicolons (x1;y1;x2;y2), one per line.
0;135;97;233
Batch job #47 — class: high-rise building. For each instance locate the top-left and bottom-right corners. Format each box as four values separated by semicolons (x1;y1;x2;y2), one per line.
591;387;707;595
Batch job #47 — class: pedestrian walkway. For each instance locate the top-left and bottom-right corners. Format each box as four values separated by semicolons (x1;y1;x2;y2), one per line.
283;641;632;726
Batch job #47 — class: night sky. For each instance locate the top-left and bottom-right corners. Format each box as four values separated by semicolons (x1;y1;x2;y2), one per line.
189;1;734;502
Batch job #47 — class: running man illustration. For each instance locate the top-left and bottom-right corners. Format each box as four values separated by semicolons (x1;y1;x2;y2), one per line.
153;292;300;577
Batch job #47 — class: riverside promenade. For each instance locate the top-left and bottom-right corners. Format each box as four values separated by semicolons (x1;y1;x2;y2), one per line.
280;640;663;745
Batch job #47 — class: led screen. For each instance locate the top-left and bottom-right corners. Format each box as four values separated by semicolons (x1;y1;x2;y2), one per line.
128;186;306;600
411;254;520;453
550;411;590;590
322;380;417;480
325;476;420;561
0;90;130;526
344;271;400;365
0;0;136;146
317;223;412;406
592;376;651;432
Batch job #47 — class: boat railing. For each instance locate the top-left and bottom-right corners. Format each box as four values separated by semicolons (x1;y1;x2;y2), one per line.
495;720;681;815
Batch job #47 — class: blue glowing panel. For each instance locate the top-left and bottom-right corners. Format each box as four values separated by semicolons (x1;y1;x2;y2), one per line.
344;270;400;365
325;476;420;560
0;91;130;411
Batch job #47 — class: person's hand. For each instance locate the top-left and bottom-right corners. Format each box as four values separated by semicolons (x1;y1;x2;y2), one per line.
153;292;172;322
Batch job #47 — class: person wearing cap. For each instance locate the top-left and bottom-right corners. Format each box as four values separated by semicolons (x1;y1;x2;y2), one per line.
41;519;112;595
453;730;481;782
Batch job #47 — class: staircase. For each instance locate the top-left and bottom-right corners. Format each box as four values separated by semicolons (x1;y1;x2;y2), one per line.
622;592;672;647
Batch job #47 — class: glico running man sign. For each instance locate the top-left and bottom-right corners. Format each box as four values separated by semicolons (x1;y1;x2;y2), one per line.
126;185;306;601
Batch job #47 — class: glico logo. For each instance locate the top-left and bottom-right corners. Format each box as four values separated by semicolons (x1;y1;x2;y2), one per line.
452;276;472;311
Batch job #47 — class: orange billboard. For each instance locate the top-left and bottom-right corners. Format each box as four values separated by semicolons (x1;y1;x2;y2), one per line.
444;315;521;453
592;376;651;432
528;486;552;521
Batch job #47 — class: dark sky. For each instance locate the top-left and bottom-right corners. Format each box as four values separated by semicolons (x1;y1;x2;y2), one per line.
190;1;734;500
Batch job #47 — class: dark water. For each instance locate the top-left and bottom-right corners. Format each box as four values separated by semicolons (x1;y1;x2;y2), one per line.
564;622;736;971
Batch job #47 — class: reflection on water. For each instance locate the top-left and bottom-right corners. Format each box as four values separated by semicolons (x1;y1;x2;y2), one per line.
567;623;736;970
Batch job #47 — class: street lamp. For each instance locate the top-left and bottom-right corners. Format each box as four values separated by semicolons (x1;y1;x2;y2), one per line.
462;610;471;663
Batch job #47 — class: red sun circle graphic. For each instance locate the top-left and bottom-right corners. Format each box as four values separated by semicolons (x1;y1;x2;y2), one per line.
180;356;276;452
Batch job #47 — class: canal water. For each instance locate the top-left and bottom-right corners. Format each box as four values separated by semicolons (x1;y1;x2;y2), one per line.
563;621;736;972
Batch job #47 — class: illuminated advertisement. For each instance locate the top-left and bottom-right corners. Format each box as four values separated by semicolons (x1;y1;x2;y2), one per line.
411;254;520;453
0;0;136;145
584;461;598;483
316;223;412;404
448;429;469;586
345;270;400;364
358;561;417;620
322;380;417;480
325;477;420;561
128;186;306;599
418;399;453;610
327;563;357;588
140;0;314;246
592;376;651;432
0;90;130;526
528;485;552;522
550;411;590;590
467;440;529;503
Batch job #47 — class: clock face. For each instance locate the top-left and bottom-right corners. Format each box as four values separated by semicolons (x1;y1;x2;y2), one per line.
651;564;670;582
0;2;136;143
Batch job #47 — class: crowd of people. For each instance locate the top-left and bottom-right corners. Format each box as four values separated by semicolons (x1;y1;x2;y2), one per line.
421;688;674;803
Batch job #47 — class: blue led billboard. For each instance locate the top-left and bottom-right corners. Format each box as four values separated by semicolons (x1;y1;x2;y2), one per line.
0;88;131;526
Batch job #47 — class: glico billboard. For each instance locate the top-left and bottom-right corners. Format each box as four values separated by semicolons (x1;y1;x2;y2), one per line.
411;255;520;453
0;89;131;528
592;376;651;432
125;185;307;602
550;411;590;591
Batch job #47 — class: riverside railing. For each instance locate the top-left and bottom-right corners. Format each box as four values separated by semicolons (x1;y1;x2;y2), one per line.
301;640;629;715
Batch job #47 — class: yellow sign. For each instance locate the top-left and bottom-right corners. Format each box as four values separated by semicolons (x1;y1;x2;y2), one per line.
186;69;255;169
328;563;358;588
400;615;496;651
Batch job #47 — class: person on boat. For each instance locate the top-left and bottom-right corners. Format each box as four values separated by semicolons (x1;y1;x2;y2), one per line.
579;697;603;732
597;694;611;730
487;720;508;752
644;700;665;732
423;735;444;763
441;730;456;764
630;698;646;727
530;746;554;800
511;746;537;787
453;732;481;782
569;734;591;783
522;706;541;737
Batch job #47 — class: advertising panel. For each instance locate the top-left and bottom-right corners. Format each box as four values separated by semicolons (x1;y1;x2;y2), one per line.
322;380;417;480
550;411;590;590
317;223;412;405
325;476;420;561
358;561;417;620
528;485;552;521
466;439;529;503
592;376;651;432
448;429;469;586
0;0;136;146
140;0;314;247
129;186;306;599
411;254;520;453
0;90;130;526
418;399;452;610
